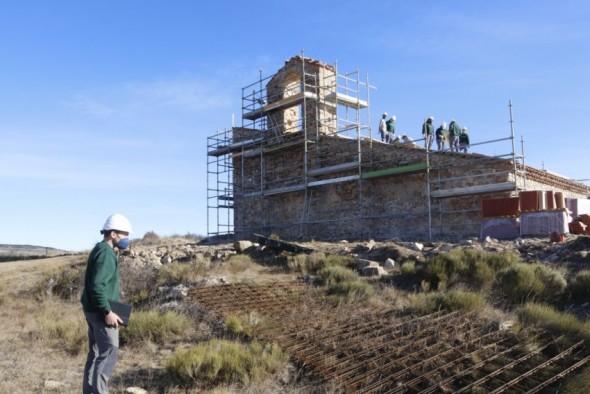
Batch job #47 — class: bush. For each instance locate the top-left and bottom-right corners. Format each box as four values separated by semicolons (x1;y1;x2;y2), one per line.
120;310;191;345
436;290;487;312
225;312;263;338
317;265;373;302
406;290;486;314
493;263;566;304
534;264;567;296
287;252;354;274
494;264;542;304
127;288;150;305
165;339;288;387
400;261;416;277
318;265;358;286
226;254;254;274
423;250;469;290
517;303;590;342
326;279;374;302
419;249;519;291
407;293;438;315
141;231;162;244
34;265;85;300
569;270;590;302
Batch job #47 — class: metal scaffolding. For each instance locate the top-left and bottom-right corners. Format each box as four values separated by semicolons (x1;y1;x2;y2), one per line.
207;54;372;238
207;55;588;242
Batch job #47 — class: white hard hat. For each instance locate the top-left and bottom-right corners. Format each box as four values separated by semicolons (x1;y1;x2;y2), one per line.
102;213;132;233
442;122;447;128
428;116;434;121
391;115;397;121
462;127;467;132
382;112;388;116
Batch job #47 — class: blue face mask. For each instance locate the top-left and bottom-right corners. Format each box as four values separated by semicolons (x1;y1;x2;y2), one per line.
115;237;131;250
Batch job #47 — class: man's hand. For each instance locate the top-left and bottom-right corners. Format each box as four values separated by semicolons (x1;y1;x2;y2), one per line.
104;311;123;327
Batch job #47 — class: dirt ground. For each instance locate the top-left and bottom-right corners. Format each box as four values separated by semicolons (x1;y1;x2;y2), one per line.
1;235;589;393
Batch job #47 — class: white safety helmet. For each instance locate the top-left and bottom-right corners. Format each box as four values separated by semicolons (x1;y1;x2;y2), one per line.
102;213;132;233
428;116;434;121
462;127;467;132
391;115;397;121
382;112;388;117
441;122;447;128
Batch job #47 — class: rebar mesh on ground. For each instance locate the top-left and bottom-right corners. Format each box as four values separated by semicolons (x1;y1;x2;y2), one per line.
188;282;590;393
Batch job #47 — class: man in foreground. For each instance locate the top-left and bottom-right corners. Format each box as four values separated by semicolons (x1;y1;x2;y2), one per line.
81;213;132;394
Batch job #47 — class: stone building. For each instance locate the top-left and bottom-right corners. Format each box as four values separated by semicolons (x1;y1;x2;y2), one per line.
207;55;589;241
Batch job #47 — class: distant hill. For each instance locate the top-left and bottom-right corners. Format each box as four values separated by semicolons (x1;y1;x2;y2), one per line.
0;244;71;261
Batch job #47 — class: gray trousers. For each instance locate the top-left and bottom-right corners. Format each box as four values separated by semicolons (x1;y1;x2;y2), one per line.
83;312;119;394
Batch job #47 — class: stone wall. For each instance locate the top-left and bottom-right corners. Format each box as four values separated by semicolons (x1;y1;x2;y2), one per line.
232;133;589;242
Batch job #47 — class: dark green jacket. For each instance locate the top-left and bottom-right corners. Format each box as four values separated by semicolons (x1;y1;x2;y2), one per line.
386;119;395;134
449;121;462;136
80;241;120;314
422;121;434;135
459;133;470;145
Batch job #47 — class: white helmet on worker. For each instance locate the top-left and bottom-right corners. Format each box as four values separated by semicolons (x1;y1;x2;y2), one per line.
442;122;447;128
462;127;467;132
428;116;434;121
382;112;388;117
102;213;132;234
391;115;397;121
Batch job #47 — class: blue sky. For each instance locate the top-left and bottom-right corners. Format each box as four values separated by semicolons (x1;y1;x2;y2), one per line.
1;1;589;251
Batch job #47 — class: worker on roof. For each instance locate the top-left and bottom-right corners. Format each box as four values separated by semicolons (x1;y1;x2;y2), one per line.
386;115;396;144
378;112;388;142
435;121;447;151
448;119;462;152
459;127;470;153
422;116;435;151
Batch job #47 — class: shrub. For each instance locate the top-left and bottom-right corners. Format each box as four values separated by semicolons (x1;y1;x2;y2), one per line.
400;261;416;277
317;265;373;302
326;280;374;302
407;293;438;315
141;231;161;244
493;263;566;304
318;265;358;286
127;288;150;305
120;310;191;345
419;249;519;291
406;290;486;314
165;339;288;387
226;254;254;274
287;252;354;274
225;312;263;338
494;264;542;304
517;303;590;342
423;250;469;290
436;290;487;312
569;270;590;302
34;265;84;300
534;264;567;297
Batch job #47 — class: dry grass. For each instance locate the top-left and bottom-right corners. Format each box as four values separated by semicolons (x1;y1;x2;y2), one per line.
0;251;313;393
2;240;588;393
